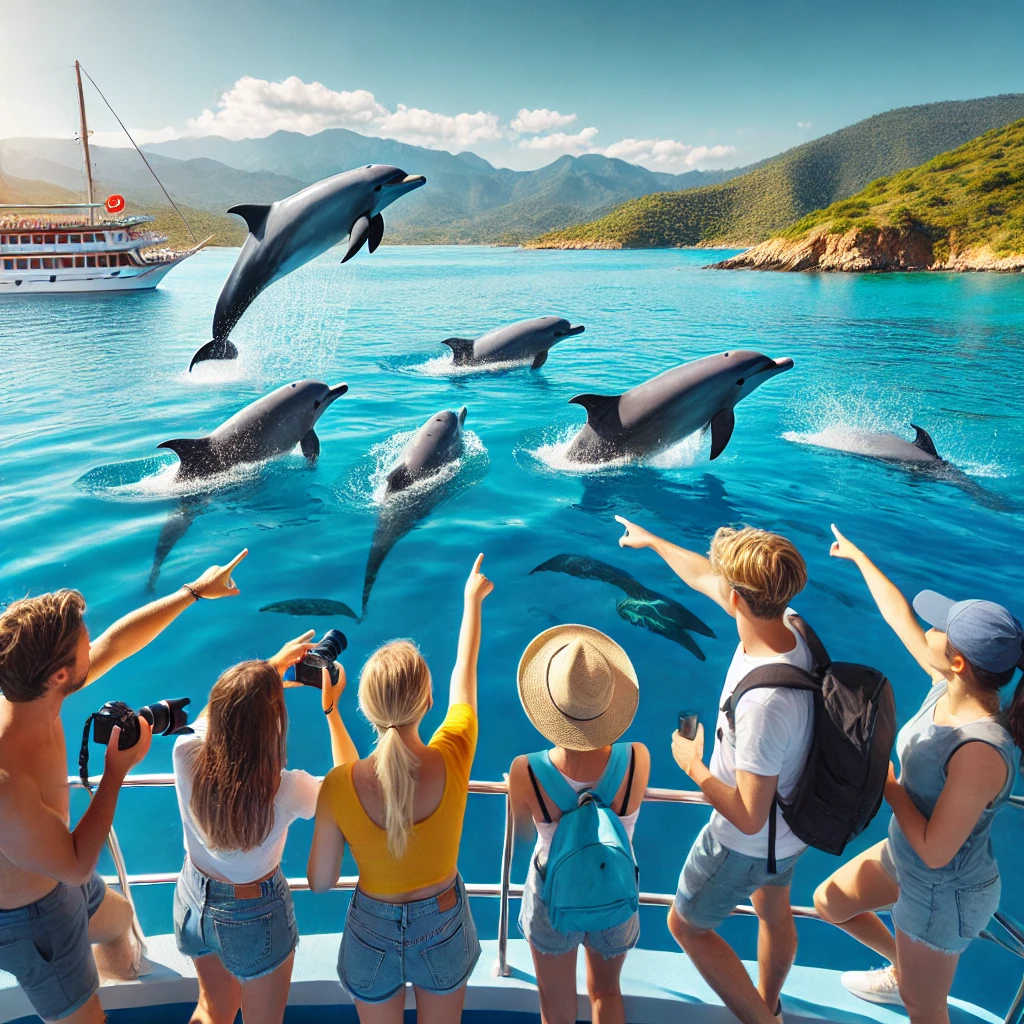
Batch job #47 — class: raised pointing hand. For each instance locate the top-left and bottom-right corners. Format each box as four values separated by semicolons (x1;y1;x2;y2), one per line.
829;525;860;562
465;553;494;604
188;548;248;599
615;515;653;550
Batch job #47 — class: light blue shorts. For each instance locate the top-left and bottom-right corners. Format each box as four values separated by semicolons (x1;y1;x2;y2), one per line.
0;873;106;1020
519;864;640;960
673;825;804;931
174;858;298;981
338;875;480;1003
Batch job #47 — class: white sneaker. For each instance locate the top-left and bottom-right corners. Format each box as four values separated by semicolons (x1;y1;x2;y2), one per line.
841;964;903;1006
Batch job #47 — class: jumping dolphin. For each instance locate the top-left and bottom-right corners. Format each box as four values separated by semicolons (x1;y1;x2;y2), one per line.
159;379;348;480
442;316;585;369
385;407;467;494
362;408;482;617
565;350;793;464
190;166;426;368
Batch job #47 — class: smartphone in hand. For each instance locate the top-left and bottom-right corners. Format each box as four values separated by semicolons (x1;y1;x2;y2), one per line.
677;711;699;740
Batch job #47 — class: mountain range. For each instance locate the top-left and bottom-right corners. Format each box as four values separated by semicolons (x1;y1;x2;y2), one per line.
527;95;1024;249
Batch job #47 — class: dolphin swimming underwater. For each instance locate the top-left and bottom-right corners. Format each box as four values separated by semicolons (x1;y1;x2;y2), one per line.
795;424;944;464
442;316;585;369
385;407;467;494
159;379;348;480
565;350;793;464
190;165;426;369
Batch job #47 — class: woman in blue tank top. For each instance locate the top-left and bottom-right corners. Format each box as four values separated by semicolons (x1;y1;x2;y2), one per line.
813;526;1023;1024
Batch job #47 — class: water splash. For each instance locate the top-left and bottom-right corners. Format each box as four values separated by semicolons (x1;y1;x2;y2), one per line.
526;426;709;475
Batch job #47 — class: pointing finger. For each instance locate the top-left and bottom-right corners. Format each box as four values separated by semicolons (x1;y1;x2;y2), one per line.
830;524;842;541
226;548;249;573
614;515;628;527
472;553;484;575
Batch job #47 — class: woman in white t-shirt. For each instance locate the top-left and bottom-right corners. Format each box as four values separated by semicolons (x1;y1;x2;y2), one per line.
172;631;356;1024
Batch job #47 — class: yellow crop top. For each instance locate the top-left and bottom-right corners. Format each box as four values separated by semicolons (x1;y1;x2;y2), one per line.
321;703;477;895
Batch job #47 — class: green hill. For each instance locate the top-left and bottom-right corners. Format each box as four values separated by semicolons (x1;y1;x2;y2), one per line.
714;118;1024;272
526;95;1024;249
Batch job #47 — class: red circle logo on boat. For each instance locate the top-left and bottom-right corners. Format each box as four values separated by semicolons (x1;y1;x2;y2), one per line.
105;194;125;213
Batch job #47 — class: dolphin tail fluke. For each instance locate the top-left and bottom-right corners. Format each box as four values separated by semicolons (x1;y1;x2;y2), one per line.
158;437;218;478
910;423;940;459
343;214;371;263
368;213;385;253
442;338;476;365
300;429;320;462
227;203;272;236
531;350;549;369
189;339;238;370
709;408;736;460
569;393;621;435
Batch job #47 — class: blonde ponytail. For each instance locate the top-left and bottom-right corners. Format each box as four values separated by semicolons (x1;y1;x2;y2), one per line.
358;641;432;857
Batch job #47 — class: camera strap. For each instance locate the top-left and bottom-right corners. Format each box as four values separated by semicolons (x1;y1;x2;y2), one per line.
79;714;97;791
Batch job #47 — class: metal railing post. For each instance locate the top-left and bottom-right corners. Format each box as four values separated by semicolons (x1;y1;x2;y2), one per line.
496;774;513;978
1005;976;1024;1024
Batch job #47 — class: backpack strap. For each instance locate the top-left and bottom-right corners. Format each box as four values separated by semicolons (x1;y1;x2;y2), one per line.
525;761;552;824
619;746;637;816
767;794;778;875
722;663;819;731
786;613;831;673
593;742;631;807
525;750;580;815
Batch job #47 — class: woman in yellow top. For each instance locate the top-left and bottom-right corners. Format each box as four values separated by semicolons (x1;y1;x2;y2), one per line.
308;554;493;1022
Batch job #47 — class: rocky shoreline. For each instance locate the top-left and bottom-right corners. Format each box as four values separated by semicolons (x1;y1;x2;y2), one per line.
709;226;1024;272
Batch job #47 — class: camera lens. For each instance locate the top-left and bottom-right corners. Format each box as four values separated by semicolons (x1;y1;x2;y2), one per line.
138;698;191;737
305;629;347;668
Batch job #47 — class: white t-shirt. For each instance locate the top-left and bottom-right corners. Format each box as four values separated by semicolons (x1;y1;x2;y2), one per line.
707;611;814;859
172;719;320;883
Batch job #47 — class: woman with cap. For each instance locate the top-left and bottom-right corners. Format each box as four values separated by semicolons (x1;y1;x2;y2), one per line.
508;625;650;1024
813;526;1023;1024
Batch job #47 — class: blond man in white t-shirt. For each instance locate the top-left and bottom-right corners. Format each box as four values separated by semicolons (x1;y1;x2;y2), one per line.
617;520;811;1024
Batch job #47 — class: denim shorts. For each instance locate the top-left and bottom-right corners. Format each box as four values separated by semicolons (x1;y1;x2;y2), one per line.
338;875;480;1003
880;839;1000;955
519;863;639;960
174;858;298;981
0;873;106;1020
673;825;804;931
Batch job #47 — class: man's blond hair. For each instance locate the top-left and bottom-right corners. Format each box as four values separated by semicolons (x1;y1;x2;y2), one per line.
709;527;807;620
0;590;86;702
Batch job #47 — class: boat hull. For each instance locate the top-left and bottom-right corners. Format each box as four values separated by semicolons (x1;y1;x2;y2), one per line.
0;261;181;294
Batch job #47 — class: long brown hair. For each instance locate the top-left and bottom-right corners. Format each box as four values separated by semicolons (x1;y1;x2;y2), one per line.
190;660;287;851
358;641;432;857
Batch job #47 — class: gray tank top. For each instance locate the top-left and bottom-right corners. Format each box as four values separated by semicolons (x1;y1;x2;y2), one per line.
889;681;1019;884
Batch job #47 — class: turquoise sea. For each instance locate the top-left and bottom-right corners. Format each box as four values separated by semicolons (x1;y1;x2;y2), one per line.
1;246;1023;1012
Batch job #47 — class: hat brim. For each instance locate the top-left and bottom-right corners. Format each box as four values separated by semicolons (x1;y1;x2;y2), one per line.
913;590;956;630
517;625;638;751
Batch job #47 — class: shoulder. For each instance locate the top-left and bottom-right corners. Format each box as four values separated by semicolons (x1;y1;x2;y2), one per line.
736;685;810;715
947;740;1010;795
430;703;478;751
0;769;38;818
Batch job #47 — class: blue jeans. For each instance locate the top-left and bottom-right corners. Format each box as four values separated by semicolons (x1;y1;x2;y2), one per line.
338;875;480;1003
674;825;804;931
0;874;106;1020
519;863;639;959
174;858;298;981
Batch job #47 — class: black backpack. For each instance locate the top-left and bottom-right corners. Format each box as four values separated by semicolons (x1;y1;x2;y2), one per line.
723;614;897;873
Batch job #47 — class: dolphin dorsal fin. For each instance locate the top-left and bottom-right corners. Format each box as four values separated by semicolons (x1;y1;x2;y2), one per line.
442;338;476;365
910;423;940;459
227;204;272;236
158;437;217;477
569;393;621;435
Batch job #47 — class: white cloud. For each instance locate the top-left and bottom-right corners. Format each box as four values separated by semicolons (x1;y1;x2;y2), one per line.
510;108;577;134
517;126;600;155
377;104;502;149
797;121;812;128
602;138;735;171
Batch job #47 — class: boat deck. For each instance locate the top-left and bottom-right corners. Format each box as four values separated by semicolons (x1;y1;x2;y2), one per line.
0;936;1000;1024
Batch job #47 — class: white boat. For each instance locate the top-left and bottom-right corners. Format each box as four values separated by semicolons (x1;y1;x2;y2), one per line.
0;61;206;296
0;772;1018;1023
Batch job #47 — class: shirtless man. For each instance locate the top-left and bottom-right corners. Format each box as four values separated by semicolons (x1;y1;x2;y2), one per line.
0;549;247;1024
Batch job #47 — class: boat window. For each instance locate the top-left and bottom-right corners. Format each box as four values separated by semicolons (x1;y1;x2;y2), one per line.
75;256;84;267
70;234;81;244
17;259;28;270
62;257;73;268
58;234;68;244
42;258;53;269
45;235;55;245
122;254;131;266
21;235;30;244
116;233;124;241
98;255;107;267
0;235;6;245
83;233;94;243
2;259;12;270
86;256;96;267
30;258;41;269
33;235;43;245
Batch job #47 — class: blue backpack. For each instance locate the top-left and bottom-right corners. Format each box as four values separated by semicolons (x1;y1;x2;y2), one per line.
526;743;639;934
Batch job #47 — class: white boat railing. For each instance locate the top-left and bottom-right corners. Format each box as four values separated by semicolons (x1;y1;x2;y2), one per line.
73;773;1024;1024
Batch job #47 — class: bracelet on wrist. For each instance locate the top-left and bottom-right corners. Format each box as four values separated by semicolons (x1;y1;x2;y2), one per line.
182;584;204;602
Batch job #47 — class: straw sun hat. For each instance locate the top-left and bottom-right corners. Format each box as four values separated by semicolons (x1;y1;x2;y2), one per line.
517;625;639;751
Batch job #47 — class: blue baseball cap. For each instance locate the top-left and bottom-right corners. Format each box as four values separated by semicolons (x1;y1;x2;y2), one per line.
913;590;1024;674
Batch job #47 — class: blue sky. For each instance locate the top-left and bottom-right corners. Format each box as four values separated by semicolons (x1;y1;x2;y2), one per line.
2;0;1023;172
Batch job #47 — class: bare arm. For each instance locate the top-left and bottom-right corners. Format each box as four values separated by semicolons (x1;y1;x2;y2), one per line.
508;755;542;841
829;526;941;677
671;725;777;833
449;554;494;711
307;785;346;893
321;667;359;767
0;723;151;886
616;517;731;613
884;746;1008;870
87;549;248;684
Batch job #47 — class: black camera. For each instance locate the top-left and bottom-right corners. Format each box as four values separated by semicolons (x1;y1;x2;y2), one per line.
92;698;192;749
293;629;346;688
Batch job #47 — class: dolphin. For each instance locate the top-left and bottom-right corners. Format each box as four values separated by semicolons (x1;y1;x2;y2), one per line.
260;599;359;619
794;424;944;464
361;409;483;618
190;166;426;368
385;407;467;494
159;379;348;480
565;350;793;464
615;596;709;662
442;316;585;370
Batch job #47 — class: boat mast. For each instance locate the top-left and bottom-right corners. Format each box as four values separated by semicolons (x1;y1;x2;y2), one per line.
75;60;95;224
